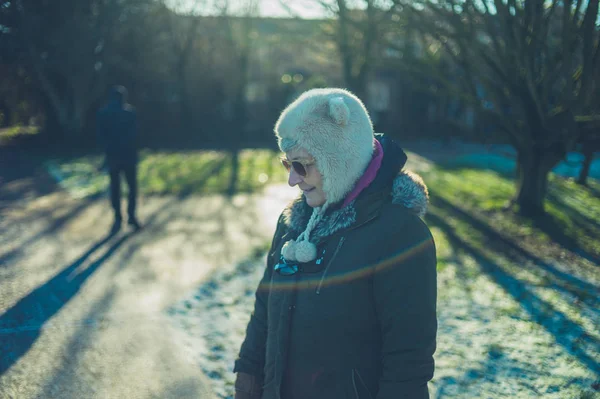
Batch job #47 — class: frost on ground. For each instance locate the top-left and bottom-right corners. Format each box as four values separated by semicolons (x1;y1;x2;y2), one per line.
168;251;266;399
433;255;599;399
168;246;599;399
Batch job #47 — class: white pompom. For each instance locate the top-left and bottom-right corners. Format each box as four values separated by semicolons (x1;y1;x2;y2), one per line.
328;97;349;126
281;240;297;261
295;240;318;263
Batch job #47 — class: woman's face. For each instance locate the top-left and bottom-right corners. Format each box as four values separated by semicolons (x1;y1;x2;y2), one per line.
284;147;326;208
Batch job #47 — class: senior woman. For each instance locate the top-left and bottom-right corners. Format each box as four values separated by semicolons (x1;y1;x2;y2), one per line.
234;88;437;399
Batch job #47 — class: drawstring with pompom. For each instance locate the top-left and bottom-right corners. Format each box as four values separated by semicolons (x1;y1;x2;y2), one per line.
281;204;328;263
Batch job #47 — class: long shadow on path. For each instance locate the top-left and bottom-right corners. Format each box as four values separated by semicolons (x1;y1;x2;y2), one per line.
426;197;600;375
37;288;117;398
0;231;133;375
0;196;102;267
431;194;599;296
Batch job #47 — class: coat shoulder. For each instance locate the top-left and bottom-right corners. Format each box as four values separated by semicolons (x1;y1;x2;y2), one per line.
390;170;429;218
372;200;434;247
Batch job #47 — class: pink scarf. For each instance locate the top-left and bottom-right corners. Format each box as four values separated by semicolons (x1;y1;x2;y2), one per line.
342;139;384;208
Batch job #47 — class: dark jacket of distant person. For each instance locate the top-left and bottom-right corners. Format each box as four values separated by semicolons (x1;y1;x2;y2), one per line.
96;89;138;167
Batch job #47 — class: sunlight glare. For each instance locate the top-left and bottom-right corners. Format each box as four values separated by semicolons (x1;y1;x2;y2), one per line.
170;0;328;18
258;173;269;183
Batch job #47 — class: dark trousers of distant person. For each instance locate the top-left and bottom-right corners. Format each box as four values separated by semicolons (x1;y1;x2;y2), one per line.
109;161;138;225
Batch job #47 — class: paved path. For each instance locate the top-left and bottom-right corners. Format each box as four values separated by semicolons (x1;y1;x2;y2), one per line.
0;160;296;399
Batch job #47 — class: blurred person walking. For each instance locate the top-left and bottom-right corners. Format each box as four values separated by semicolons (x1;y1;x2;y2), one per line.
97;85;141;233
234;88;437;399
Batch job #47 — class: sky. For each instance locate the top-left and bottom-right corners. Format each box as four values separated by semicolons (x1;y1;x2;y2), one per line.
170;0;331;18
256;0;328;18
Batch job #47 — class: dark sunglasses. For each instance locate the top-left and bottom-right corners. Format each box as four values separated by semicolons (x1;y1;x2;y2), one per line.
280;158;313;177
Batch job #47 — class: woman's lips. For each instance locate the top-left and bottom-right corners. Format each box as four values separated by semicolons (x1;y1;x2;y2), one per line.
302;187;315;193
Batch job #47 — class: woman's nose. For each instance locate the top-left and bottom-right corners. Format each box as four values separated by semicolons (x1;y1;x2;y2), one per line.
288;168;303;187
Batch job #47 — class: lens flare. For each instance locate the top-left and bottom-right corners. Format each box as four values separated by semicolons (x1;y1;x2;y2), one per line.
258;237;434;293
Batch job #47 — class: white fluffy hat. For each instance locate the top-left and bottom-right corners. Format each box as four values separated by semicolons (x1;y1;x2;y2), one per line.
275;88;375;262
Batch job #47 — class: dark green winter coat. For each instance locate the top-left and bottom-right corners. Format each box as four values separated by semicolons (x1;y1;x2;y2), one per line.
234;140;437;399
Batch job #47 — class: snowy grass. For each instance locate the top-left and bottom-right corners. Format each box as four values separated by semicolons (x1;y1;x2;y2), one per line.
168;246;269;399
423;167;599;398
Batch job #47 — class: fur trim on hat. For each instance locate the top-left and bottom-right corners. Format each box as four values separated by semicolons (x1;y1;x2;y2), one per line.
275;88;374;206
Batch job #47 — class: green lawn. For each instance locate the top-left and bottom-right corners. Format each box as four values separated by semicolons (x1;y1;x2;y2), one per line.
48;148;599;262
421;167;600;266
46;149;288;198
0;125;40;145
49;149;599;264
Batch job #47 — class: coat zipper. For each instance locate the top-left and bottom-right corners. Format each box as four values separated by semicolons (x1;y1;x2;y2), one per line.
314;212;378;295
317;212;375;295
353;369;373;399
315;236;345;294
352;369;360;399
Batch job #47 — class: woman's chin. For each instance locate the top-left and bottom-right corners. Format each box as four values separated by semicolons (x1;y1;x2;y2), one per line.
304;193;326;208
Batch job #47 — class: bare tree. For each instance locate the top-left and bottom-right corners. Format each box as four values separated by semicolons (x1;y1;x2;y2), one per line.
311;0;398;98
576;116;600;186
396;0;600;216
164;0;207;129
4;0;163;140
216;0;259;194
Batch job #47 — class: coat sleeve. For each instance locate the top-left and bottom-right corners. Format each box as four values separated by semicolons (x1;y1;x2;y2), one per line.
373;211;437;399
233;214;287;382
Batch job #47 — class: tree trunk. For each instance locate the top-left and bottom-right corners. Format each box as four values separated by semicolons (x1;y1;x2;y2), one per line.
56;101;84;140
35;79;80;141
336;0;356;95
577;148;594;186
515;150;554;217
175;17;200;131
0;102;11;127
228;149;240;196
39;95;67;141
352;72;368;101
227;45;250;196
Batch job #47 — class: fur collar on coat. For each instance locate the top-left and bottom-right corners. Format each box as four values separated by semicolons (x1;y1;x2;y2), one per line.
282;170;428;244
